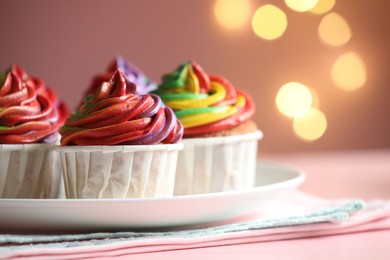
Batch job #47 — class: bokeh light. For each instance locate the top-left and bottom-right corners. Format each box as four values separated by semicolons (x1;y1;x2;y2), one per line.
309;0;336;15
276;82;313;118
214;0;251;30
293;108;327;141
331;52;367;91
284;0;319;12
252;4;287;40
318;12;351;46
309;88;320;109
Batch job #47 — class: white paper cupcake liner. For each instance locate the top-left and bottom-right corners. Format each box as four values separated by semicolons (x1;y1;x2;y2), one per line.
0;144;62;198
174;130;263;195
57;143;183;199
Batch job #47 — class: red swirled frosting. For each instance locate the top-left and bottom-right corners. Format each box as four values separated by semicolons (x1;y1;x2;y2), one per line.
82;56;156;105
0;65;69;144
60;70;183;145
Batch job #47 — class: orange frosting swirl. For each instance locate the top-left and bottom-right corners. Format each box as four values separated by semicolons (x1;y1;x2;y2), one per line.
0;65;69;144
60;70;183;145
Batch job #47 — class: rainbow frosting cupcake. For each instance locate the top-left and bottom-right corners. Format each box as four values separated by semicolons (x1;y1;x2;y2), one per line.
154;61;263;195
58;70;183;198
0;65;69;198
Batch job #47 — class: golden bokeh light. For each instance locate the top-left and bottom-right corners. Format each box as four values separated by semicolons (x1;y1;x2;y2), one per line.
293;108;327;141
252;4;287;40
310;0;336;15
276;82;313;118
331;52;367;91
318;12;351;46
214;0;251;30
309;88;320;109
284;0;319;12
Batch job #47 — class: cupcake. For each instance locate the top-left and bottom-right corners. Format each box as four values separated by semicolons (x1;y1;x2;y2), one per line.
59;70;183;199
0;65;69;198
153;61;263;195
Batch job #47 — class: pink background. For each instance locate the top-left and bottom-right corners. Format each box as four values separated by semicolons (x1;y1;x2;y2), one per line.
1;0;389;154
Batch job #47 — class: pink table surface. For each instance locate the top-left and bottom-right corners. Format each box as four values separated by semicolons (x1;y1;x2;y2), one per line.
263;149;390;200
108;149;390;259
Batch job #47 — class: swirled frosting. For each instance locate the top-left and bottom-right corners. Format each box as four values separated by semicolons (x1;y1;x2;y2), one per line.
60;70;183;145
85;56;156;101
0;65;69;144
153;61;255;136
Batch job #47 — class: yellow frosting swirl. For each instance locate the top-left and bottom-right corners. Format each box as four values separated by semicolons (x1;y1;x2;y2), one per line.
153;61;255;136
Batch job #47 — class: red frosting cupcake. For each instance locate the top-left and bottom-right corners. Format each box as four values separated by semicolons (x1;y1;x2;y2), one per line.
0;65;69;198
58;70;183;199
